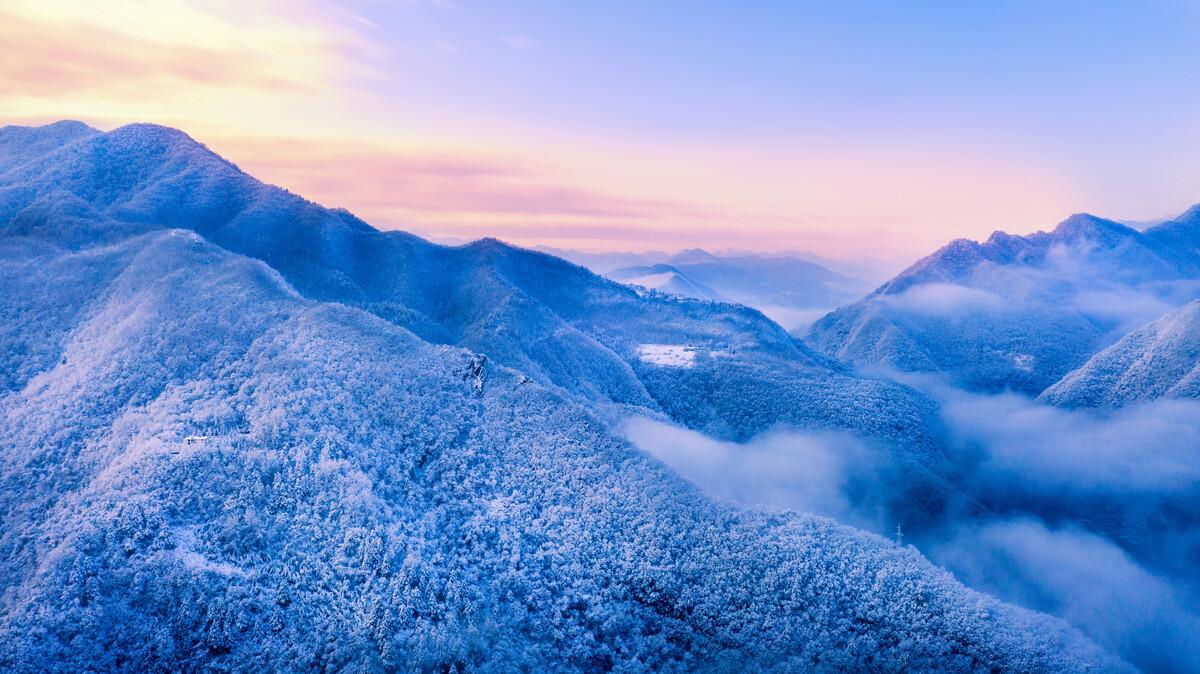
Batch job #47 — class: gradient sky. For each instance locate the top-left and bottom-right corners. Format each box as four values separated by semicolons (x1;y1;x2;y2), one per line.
3;0;1199;258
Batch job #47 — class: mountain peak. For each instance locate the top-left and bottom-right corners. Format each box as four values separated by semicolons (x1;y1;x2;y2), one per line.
0;119;96;136
85;122;247;183
671;248;717;264
464;236;510;250
105;122;213;154
984;230;1019;245
1053;212;1103;230
918;237;985;268
1140;203;1200;254
1173;203;1200;224
0;120;102;172
47;119;97;134
1050;212;1137;243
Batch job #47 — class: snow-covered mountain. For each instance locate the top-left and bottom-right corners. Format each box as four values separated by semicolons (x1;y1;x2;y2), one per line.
1039;300;1200;408
0;121;973;526
807;211;1200;395
0;121;1130;671
606;250;872;331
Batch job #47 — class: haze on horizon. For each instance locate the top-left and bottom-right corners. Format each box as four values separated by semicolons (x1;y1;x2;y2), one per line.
2;0;1198;258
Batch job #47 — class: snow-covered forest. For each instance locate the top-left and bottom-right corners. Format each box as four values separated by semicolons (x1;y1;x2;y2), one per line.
2;120;1197;672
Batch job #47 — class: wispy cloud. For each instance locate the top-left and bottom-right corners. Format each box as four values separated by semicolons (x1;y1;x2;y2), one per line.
209;135;711;239
0;1;344;97
933;519;1200;673
940;388;1200;493
0;0;387;144
883;283;1007;317
624;371;1200;672
622;416;890;530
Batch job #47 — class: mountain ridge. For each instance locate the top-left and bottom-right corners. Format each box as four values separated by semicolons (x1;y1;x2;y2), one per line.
0;122;1131;671
808;207;1200;394
0;122;954;483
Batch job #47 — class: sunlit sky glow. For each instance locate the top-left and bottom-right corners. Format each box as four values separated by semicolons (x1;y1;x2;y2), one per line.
3;0;1199;258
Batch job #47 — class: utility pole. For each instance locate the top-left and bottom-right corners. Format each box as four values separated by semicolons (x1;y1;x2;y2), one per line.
894;523;904;547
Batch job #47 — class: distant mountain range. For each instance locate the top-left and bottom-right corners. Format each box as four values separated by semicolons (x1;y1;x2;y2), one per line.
531;246;673;274
539;247;873;332
542;245;908;283
807;210;1200;396
0;120;1131;670
604;249;873;332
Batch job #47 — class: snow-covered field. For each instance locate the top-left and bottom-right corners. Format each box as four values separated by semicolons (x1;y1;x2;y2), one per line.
636;343;698;367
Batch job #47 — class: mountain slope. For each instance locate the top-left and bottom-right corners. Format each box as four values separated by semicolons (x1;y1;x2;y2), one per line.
1039;300;1200;408
808;212;1200;394
0;122;965;525
0;221;1130;671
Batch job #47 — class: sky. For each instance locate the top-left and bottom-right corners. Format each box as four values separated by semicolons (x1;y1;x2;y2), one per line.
2;0;1199;258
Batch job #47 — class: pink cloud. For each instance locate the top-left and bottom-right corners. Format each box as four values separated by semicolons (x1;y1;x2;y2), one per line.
215;137;693;224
